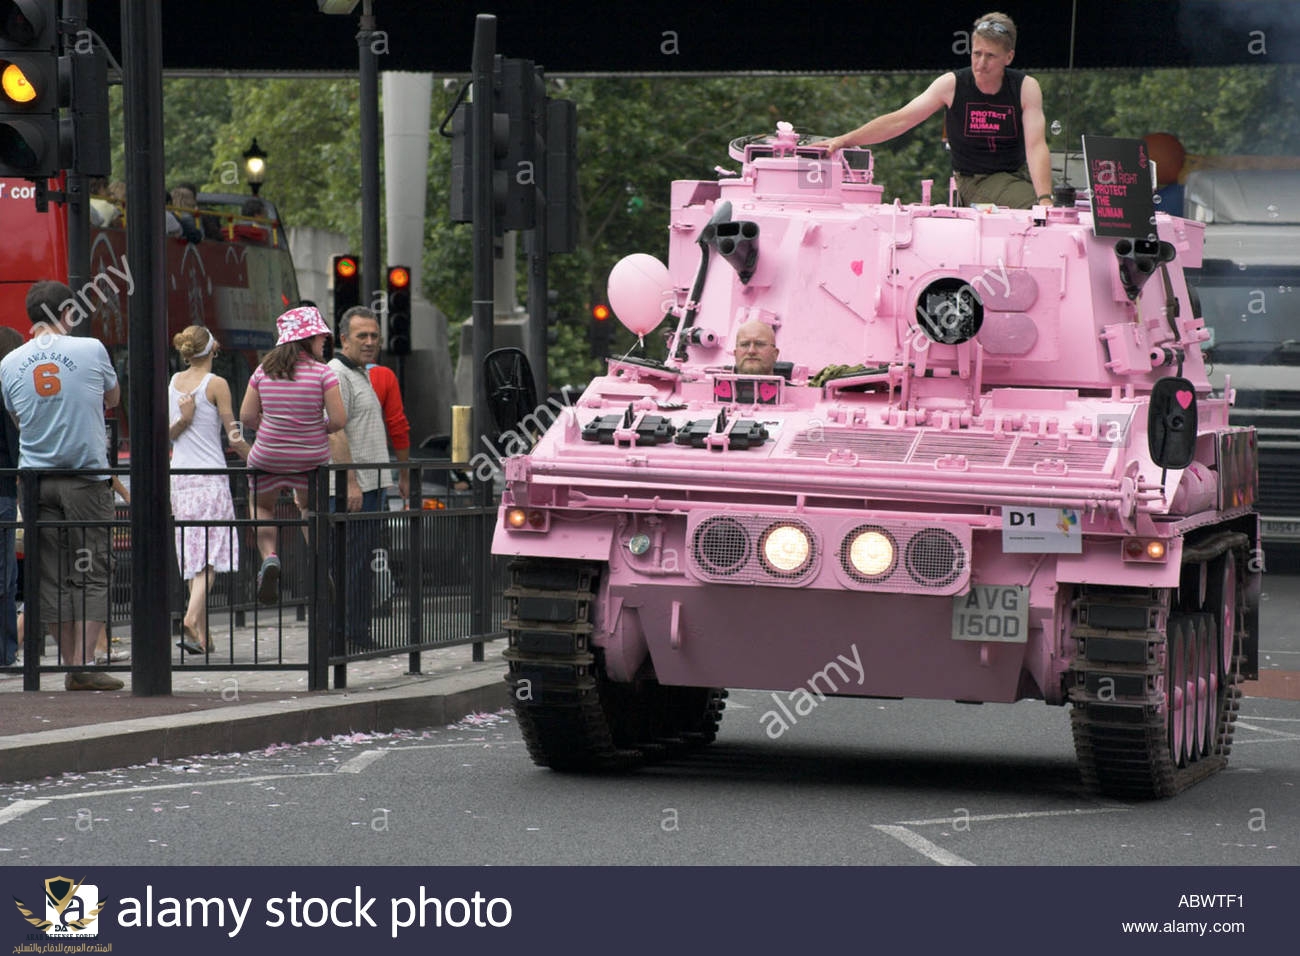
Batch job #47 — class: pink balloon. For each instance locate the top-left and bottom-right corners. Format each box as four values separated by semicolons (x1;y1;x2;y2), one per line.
608;254;673;338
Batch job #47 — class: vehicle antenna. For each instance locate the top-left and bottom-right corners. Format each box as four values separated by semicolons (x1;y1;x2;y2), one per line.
1057;0;1080;194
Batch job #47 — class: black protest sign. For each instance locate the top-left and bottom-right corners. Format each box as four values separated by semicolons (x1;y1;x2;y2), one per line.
1082;135;1158;239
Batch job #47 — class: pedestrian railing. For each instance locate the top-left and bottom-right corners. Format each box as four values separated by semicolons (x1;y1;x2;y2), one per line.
0;460;506;691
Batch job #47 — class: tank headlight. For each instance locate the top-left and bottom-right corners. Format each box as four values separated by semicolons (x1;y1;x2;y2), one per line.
628;533;651;556
761;523;812;575
848;529;895;578
506;508;528;529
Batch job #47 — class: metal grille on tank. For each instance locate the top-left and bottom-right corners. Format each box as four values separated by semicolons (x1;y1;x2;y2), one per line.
904;528;965;587
692;516;751;576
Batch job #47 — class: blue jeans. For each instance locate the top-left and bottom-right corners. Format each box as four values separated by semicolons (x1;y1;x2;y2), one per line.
330;488;382;647
0;496;16;665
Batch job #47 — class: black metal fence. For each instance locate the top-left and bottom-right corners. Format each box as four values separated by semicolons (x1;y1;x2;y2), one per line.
1;461;507;691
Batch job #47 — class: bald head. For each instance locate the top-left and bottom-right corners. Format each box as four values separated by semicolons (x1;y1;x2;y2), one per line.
733;321;779;375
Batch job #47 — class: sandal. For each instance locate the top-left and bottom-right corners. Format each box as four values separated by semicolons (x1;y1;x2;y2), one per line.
177;623;204;655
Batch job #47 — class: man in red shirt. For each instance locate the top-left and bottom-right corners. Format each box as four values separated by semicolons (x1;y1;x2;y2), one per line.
366;362;411;501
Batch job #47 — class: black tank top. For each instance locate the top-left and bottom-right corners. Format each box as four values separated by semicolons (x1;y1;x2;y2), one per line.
946;67;1026;174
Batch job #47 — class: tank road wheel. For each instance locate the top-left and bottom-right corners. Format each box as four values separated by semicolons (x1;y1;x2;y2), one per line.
1069;579;1243;799
503;559;725;772
1166;614;1212;768
1204;553;1245;759
1193;615;1214;759
1166;615;1190;767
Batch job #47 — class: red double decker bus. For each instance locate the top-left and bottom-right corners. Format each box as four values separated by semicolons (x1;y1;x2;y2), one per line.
0;178;299;445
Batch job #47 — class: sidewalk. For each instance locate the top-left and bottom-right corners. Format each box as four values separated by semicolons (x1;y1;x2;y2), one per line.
0;626;508;785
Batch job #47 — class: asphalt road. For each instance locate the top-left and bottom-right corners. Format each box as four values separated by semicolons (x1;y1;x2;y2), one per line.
0;693;1294;867
1;574;1297;868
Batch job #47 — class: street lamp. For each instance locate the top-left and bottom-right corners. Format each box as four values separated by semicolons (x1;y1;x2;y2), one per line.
242;138;268;196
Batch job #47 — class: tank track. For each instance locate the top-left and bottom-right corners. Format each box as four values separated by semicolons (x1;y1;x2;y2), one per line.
503;558;725;771
1067;580;1244;799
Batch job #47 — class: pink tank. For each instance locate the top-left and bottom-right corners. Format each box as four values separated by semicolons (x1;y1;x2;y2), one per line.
490;124;1260;797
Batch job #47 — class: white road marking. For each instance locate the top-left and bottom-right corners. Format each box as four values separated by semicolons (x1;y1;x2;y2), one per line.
2;773;333;808
893;806;1129;827
0;800;50;825
872;825;975;866
337;750;388;773
1234;721;1300;741
376;742;516;752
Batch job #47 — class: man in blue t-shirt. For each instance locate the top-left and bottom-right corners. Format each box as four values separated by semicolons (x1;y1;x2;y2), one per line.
821;12;1054;209
1;280;122;691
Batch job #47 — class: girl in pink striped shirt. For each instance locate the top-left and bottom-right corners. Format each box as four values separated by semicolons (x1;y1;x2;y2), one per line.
240;306;347;604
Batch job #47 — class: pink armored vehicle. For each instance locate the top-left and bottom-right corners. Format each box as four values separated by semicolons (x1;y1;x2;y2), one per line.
488;123;1260;798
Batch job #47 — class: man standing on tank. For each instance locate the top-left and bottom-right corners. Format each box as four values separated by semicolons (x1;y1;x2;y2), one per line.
821;12;1054;209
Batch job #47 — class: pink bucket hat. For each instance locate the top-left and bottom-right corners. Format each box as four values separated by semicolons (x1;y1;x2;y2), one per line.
275;306;332;346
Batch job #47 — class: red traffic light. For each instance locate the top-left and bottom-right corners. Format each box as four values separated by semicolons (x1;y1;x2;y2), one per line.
334;255;358;280
387;265;410;290
0;2;48;46
592;304;610;321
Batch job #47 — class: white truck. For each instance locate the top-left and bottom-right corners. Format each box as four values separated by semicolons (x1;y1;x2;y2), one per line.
1184;169;1300;547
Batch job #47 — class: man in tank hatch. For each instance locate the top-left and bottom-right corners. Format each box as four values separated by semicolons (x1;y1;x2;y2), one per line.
820;11;1054;209
733;320;780;376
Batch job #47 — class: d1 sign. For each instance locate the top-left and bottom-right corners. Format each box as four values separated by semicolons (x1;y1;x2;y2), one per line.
1001;506;1082;554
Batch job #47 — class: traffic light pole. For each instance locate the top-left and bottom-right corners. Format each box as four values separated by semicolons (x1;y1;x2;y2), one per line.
121;0;169;696
64;171;88;331
470;14;496;658
357;0;380;317
62;1;88;334
525;66;549;402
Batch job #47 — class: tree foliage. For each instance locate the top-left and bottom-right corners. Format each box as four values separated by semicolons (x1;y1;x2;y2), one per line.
128;65;1297;389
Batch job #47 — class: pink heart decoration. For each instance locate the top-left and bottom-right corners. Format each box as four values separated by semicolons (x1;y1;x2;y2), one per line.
1175;389;1193;409
714;381;733;400
850;260;864;276
758;382;779;402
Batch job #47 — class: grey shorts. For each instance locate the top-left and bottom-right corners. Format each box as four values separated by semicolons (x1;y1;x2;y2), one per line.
37;475;113;626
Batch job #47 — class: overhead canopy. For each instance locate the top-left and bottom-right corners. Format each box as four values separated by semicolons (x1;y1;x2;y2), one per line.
88;1;1300;74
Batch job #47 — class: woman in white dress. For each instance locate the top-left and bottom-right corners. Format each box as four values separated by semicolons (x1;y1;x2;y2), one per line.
169;326;250;653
